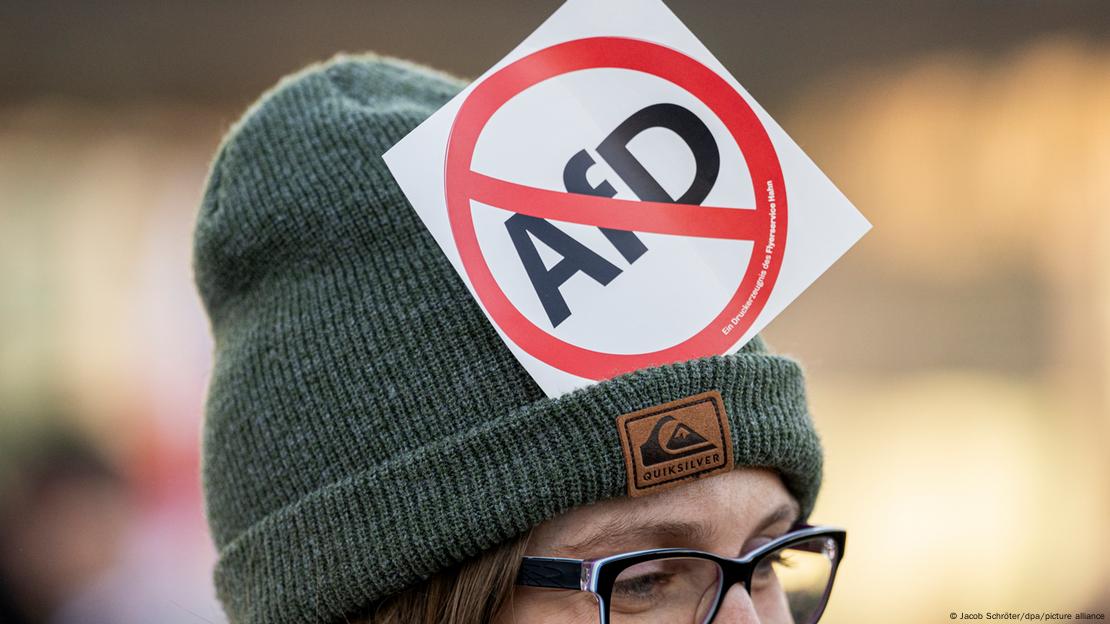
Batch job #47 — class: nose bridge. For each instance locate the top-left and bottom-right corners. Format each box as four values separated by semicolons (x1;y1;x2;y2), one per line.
709;582;761;623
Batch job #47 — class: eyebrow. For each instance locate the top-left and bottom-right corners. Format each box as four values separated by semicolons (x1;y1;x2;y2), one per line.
555;501;801;559
753;501;801;535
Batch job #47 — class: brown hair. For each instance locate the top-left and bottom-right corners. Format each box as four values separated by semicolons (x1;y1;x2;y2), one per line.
348;531;532;624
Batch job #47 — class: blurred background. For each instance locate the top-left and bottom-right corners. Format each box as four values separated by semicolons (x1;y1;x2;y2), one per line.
1;1;1107;622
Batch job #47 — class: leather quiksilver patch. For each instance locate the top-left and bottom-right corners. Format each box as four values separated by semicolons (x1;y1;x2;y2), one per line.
616;390;734;497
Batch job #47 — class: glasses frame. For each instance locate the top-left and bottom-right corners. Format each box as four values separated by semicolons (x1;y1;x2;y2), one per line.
516;523;846;624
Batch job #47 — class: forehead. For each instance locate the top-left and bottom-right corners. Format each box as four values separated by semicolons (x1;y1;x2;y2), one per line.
529;467;797;555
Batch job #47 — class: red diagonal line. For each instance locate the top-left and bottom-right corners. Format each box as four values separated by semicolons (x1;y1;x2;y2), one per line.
465;171;762;241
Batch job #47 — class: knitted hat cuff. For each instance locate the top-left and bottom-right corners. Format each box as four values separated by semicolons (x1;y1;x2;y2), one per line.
213;350;821;624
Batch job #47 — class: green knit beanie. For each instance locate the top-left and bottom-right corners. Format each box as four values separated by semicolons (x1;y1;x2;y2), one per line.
193;53;822;624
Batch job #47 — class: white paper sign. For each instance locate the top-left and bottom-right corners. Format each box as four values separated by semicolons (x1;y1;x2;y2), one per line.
384;0;871;397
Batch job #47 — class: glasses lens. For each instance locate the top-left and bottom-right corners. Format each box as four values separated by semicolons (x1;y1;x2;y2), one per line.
750;536;839;624
609;556;723;624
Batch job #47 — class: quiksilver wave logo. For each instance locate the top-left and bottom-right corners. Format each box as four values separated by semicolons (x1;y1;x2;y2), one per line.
639;415;717;466
615;390;735;497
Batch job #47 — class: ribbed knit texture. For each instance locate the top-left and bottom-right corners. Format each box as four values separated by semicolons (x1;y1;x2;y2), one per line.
193;53;823;624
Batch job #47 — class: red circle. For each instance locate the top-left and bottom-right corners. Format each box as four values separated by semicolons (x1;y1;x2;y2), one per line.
445;36;787;381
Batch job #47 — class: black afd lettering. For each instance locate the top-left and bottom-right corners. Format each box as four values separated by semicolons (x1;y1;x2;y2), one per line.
507;103;720;327
505;214;622;328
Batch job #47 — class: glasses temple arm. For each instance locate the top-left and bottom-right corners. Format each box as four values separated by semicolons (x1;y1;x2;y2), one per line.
516;557;583;590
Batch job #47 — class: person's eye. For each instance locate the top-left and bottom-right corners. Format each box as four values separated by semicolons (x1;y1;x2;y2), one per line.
753;549;798;583
613;571;674;599
765;550;798;569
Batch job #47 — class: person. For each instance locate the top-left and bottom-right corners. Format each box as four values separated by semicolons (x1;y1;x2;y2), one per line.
0;433;131;624
192;53;844;624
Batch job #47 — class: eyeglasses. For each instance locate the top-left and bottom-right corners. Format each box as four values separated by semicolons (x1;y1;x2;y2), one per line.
517;524;846;624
